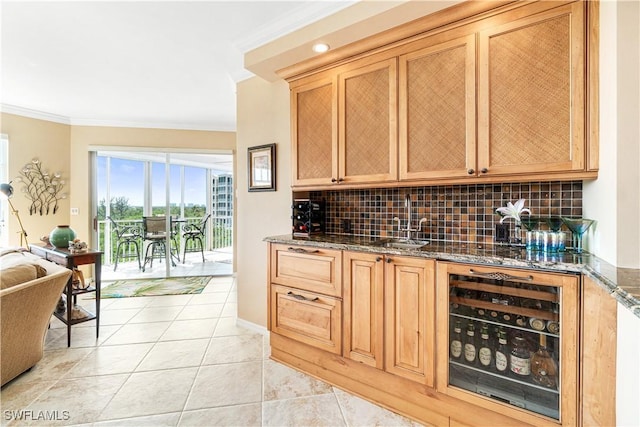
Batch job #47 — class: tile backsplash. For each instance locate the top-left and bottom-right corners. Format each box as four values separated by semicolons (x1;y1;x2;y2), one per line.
314;181;583;244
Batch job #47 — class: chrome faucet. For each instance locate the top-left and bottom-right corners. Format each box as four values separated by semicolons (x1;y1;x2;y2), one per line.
393;194;427;241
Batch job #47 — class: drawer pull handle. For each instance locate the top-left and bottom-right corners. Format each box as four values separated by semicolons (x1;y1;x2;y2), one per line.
287;247;320;254
469;269;533;282
287;291;319;302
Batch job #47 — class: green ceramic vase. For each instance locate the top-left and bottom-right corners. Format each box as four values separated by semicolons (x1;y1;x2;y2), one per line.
49;225;76;248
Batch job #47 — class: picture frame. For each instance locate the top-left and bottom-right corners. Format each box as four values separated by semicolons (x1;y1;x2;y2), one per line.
247;143;276;192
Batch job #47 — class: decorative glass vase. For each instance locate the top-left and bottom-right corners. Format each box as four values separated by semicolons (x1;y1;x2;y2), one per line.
49;225;76;248
561;218;594;253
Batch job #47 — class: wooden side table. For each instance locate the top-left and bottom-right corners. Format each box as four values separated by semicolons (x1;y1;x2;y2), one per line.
30;245;103;347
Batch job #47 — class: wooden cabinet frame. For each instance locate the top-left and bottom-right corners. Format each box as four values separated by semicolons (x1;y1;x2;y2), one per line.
399;34;477;180
290;77;338;187
477;2;586;176
338;58;398;184
268;240;612;426
343;251;435;385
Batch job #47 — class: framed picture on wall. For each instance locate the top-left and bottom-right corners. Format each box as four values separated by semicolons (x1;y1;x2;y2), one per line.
247;143;276;192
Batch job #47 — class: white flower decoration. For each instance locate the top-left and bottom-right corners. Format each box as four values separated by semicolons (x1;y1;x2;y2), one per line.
496;198;531;223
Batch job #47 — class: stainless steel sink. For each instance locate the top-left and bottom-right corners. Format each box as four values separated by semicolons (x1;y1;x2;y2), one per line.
373;238;430;250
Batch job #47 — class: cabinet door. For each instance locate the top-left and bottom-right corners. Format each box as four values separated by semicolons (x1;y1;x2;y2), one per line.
384;256;435;385
581;276;617;427
477;2;585;176
270;284;342;355
270;244;342;297
399;34;476;181
343;251;384;369
291;77;338;187
339;58;398;184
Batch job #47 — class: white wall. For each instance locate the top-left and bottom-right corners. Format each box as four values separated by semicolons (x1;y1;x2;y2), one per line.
617;304;640;426
584;1;640;425
236;76;292;327
615;0;640;269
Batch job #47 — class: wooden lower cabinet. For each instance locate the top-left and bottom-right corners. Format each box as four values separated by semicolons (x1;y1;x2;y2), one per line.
343;251;384;368
580;276;617;426
270;244;342;297
268;244;603;426
384;255;435;385
270;284;342;355
342;252;435;385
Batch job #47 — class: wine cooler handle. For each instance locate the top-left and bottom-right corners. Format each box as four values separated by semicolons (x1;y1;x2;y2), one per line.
287;291;319;302
287;247;320;254
468;269;534;281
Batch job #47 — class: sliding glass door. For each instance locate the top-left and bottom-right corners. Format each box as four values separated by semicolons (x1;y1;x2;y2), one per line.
94;150;233;280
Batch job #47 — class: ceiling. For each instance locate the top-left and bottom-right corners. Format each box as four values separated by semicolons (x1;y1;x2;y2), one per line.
0;1;356;131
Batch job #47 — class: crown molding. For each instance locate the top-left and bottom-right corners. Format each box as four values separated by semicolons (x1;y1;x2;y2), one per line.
234;1;357;54
1;104;235;132
69;117;236;132
1;104;71;125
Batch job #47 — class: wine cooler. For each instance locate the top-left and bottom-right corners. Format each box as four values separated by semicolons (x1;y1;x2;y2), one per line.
437;263;579;425
291;199;326;237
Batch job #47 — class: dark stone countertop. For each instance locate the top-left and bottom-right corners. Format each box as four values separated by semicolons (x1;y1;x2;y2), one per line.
264;233;640;319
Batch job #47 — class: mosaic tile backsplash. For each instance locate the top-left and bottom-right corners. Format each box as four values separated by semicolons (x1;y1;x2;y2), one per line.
313;181;583;244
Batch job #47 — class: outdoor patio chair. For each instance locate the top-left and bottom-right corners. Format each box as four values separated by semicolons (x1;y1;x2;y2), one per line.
182;213;211;263
142;216;178;272
108;216;142;271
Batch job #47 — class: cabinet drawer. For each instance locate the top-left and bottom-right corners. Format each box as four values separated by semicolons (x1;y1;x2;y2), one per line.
270;244;342;297
270;284;342;355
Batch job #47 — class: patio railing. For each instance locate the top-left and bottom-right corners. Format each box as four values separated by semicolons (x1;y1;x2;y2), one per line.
98;215;233;266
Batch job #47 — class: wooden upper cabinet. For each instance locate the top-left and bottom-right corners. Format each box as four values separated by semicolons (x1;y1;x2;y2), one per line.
288;1;595;188
477;2;585;176
399;34;476;181
339;58;398;184
291;77;337;187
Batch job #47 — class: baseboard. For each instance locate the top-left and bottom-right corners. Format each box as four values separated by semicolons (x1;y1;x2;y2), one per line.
236;317;268;335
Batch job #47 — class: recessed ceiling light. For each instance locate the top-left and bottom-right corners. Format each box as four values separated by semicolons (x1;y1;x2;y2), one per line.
312;43;330;53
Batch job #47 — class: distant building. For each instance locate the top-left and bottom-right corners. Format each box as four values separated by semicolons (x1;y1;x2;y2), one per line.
213;174;233;218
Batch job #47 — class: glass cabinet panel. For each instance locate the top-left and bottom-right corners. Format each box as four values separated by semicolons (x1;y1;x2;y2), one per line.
447;270;561;420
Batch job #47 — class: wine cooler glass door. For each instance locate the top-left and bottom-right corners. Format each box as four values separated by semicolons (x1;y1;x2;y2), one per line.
447;269;561;420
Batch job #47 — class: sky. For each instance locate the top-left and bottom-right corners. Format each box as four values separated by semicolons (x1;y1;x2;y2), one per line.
97;155;227;207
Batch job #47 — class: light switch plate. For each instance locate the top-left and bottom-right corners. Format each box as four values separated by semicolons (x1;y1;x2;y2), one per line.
495;223;510;243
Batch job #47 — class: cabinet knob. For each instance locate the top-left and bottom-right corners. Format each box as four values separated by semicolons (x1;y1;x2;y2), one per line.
386;258;393;264
375;256;382;262
338;178;344;183
331;178;337;183
467;169;475;175
480;168;488;174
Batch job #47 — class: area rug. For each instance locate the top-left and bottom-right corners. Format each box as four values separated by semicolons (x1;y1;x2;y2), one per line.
100;275;212;298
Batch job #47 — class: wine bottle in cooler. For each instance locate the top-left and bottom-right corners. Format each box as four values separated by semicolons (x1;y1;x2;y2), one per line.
495;329;509;375
478;324;492;369
463;322;477;366
450;320;463;361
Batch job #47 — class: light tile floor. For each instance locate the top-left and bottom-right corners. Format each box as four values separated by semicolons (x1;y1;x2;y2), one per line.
1;276;422;427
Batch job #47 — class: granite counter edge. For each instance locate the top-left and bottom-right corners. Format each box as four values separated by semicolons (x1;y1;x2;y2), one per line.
264;234;640;319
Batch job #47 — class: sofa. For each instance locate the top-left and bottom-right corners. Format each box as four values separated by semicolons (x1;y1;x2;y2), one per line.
0;248;71;386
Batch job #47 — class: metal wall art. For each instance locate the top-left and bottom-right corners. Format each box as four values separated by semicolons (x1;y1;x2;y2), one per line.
14;158;68;215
